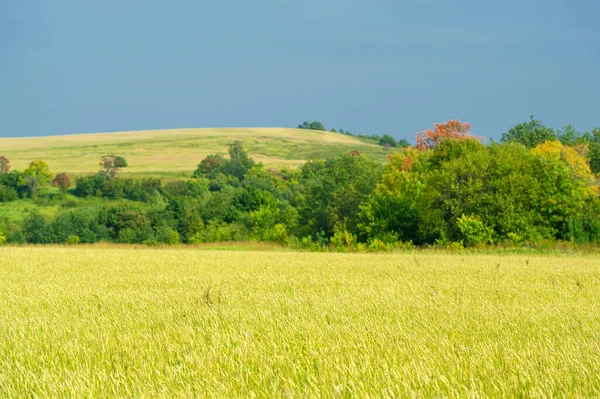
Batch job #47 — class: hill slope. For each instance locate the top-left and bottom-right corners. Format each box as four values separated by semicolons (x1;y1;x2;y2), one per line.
0;128;390;177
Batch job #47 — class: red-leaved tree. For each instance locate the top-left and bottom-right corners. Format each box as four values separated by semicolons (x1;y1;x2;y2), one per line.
52;173;72;195
415;120;483;151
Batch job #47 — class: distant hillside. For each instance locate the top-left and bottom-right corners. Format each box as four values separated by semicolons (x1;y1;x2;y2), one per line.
0;128;391;178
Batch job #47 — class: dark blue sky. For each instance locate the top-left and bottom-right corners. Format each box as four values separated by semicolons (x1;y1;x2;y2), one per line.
1;0;599;141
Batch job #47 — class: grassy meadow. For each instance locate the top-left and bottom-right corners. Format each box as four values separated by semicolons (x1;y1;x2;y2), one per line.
0;247;599;397
0;128;389;177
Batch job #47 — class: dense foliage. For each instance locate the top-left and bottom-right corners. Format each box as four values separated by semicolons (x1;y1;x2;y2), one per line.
1;119;599;248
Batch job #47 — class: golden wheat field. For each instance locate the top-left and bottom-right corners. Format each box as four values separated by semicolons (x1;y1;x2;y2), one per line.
0;247;599;397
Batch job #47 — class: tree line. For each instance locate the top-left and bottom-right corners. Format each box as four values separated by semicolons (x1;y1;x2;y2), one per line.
1;117;599;249
298;120;410;149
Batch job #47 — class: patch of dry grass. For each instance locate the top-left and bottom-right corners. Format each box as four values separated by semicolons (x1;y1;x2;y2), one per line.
0;128;389;176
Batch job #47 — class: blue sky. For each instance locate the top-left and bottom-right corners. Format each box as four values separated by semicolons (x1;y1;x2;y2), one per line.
1;0;599;141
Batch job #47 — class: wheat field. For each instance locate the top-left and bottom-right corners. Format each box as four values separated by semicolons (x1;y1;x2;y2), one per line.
0;128;388;177
0;247;598;397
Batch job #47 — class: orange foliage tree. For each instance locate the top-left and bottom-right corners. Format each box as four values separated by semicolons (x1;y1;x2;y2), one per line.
415;120;484;150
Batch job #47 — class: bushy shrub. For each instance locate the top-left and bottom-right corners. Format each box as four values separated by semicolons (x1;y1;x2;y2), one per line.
4;223;25;244
155;223;180;245
79;228;97;244
50;213;75;243
289;235;326;251
75;174;107;197
60;199;80;208
189;221;248;244
188;232;203;244
444;241;465;251
139;178;161;199
23;211;52;244
506;232;524;245
0;228;6;245
117;228;137;244
289;235;317;250
162;180;187;198
116;156;128;167
0;185;18;202
367;238;387;252
565;201;600;244
66;235;80;245
264;223;289;245
300;236;314;249
136;225;156;244
102;178;125;199
100;206;151;241
364;238;410;252
92;225;111;243
329;229;357;251
186;178;210;198
122;179;144;200
248;204;279;240
456;214;494;246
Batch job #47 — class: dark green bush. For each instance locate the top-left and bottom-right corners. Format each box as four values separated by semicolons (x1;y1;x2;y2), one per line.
0;185;18;202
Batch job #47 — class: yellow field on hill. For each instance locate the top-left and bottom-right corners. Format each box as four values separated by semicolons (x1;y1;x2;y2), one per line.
0;128;389;177
0;247;599;397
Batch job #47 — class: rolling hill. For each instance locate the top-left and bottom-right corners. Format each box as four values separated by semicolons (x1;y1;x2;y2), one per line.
0;128;391;178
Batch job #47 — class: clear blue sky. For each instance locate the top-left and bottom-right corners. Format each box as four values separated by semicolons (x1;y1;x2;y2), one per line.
1;0;599;141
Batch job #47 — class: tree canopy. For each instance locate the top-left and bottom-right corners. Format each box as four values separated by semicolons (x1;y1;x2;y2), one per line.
298;121;326;131
22;160;53;197
501;116;557;148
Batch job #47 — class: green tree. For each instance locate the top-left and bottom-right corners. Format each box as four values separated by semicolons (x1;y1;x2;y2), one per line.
23;210;52;243
556;124;583;146
22;160;54;197
295;152;382;238
99;155;122;179
580;127;600;174
482;143;549;241
193;154;225;179
379;134;397;148
223;141;255;180
116;156;128;167
298;121;326;131
418;140;493;242
154;221;180;244
0;170;25;201
248;204;279;239
417;140;551;243
194;142;255;182
100;205;152;242
358;190;418;243
396;139;410;148
530;140;598;239
357;147;428;244
501;116;556;148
